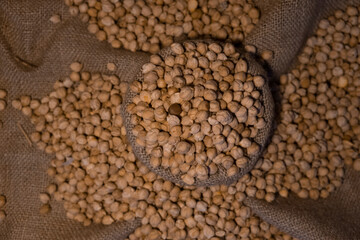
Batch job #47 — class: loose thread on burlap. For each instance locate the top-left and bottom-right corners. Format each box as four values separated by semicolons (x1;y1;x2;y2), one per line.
17;122;32;146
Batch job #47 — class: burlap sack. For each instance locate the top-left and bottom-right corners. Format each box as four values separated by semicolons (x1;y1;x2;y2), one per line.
122;42;275;187
1;0;360;239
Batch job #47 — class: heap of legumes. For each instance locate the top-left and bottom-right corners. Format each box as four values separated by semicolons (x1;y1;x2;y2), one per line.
11;63;130;223
126;41;271;186
271;5;360;199
11;63;295;240
9;4;360;239
240;5;360;202
64;0;260;53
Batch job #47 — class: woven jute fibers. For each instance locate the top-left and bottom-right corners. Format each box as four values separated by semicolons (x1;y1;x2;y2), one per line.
123;41;275;187
0;0;149;239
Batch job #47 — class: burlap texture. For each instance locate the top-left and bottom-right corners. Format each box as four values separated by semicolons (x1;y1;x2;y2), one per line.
123;41;275;187
0;0;360;239
0;0;148;239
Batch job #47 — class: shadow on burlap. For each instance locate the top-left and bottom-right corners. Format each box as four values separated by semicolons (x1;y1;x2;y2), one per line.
1;0;360;239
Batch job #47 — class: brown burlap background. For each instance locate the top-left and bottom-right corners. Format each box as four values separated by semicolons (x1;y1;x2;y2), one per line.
123;43;275;187
0;0;360;239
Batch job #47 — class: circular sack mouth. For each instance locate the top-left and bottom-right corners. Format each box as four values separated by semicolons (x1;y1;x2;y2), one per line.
123;39;274;187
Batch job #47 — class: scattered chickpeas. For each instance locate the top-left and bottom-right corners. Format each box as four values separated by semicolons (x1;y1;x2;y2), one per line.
65;0;260;53
257;5;360;200
7;2;359;240
10;5;360;239
13;62;295;240
12;63;139;226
